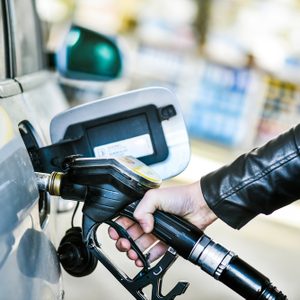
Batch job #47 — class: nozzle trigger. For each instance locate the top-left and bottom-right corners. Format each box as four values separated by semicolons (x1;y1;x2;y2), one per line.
106;220;150;270
82;215;189;300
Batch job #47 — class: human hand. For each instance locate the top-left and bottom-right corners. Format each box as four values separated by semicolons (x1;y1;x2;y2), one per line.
108;181;218;267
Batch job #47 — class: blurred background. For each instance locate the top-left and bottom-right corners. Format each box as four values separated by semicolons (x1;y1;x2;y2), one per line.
36;0;300;299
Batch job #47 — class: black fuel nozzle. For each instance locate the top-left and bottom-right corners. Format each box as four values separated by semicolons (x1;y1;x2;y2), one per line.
35;171;88;201
35;156;161;223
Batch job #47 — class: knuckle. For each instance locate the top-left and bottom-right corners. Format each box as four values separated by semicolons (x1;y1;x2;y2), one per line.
116;216;131;228
116;238;129;251
133;209;142;220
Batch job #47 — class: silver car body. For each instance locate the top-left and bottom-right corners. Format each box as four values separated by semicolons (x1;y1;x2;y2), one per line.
0;0;68;299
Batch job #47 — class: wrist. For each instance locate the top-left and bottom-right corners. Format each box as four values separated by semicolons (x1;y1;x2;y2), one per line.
189;181;218;230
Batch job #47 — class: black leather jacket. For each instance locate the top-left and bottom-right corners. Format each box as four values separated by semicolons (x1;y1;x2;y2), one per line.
201;124;300;229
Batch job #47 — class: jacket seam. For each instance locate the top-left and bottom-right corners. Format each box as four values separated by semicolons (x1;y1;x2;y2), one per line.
218;148;300;200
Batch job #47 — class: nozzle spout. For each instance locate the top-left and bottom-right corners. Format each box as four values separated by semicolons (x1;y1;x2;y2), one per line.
35;172;51;191
35;172;63;196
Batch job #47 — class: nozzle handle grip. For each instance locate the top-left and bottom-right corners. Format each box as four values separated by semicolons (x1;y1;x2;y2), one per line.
121;204;202;259
151;210;204;259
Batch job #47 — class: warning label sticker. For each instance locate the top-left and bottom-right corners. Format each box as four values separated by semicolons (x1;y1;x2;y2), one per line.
94;134;154;158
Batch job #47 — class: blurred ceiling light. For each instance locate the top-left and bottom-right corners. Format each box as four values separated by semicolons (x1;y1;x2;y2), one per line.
36;0;75;23
74;0;120;35
139;0;197;26
253;38;286;72
204;34;247;67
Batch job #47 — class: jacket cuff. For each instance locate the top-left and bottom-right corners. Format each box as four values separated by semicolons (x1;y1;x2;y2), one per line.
200;176;258;229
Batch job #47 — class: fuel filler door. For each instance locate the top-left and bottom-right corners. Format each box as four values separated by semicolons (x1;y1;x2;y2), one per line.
33;87;190;179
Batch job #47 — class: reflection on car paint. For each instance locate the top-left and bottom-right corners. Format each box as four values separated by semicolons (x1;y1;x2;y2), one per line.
0;145;38;234
0;106;14;148
17;228;61;283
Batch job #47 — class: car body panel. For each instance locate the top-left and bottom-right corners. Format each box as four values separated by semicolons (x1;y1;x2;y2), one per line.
0;0;69;297
0;73;68;298
17;71;69;141
0;129;60;299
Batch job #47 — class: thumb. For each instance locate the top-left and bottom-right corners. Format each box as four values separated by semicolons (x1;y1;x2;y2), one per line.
133;191;157;233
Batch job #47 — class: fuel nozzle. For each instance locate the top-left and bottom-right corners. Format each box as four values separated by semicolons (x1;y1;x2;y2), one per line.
35;171;88;201
35;156;162;223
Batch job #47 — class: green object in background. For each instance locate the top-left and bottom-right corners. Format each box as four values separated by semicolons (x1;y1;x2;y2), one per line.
57;25;122;81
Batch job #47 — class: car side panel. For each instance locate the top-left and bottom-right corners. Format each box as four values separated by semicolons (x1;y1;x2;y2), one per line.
16;71;69;141
0;75;68;299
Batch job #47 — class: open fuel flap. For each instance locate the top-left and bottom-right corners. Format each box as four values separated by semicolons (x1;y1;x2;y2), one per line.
32;87;190;179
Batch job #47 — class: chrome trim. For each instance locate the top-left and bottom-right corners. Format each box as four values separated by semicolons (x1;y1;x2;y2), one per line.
0;4;6;79
198;242;230;277
188;235;210;263
214;251;235;279
48;172;63;196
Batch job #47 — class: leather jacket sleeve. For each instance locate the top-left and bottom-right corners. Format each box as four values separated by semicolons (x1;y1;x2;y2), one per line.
200;124;300;229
